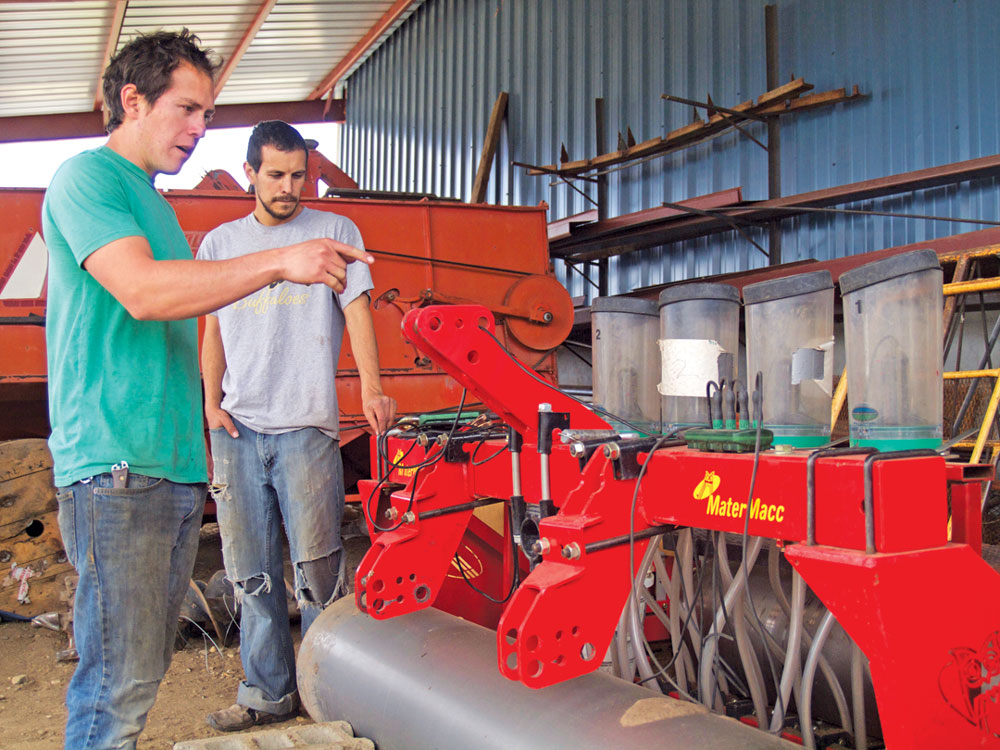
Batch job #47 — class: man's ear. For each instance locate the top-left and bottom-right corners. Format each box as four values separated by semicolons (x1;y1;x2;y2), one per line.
119;83;142;121
243;161;256;185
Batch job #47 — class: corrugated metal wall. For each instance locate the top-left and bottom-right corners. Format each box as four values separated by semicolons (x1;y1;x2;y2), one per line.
341;0;1000;299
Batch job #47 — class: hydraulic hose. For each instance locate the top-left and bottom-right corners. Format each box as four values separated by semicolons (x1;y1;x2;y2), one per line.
677;530;704;657
699;536;764;711
662;547;692;694
769;570;806;732
716;533;769;728
767;543;851;733
851;642;869;750
800;609;837;750
628;537;664;692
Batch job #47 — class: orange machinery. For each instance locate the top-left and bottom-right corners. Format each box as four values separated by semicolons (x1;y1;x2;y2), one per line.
0;187;570;450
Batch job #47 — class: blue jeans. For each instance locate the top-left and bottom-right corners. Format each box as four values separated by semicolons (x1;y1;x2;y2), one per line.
57;473;206;750
209;419;345;715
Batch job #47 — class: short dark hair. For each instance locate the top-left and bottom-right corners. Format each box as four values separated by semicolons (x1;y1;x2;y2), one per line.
246;120;309;172
103;29;221;133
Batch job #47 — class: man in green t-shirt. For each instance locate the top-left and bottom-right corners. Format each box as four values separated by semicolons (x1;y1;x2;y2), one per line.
42;30;372;750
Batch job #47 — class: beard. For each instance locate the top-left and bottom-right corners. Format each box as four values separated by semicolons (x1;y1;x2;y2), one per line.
262;195;299;221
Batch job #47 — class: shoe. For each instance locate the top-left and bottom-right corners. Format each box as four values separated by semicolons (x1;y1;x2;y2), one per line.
206;703;297;732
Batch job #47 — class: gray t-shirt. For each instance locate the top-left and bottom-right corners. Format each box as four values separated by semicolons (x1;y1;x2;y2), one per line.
196;207;373;438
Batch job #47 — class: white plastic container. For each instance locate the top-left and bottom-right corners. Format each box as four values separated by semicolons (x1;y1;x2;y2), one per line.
743;270;834;448
657;283;740;430
839;249;943;449
591;296;660;433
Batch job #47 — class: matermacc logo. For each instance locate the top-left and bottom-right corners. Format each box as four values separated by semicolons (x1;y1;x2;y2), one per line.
694;469;786;523
693;470;721;500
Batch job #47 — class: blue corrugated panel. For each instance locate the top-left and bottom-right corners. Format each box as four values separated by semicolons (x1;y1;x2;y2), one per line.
342;0;1000;300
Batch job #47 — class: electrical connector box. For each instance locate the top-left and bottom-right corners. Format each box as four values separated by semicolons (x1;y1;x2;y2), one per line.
684;427;774;453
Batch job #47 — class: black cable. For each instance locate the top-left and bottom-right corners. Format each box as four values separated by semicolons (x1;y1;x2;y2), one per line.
740;371;785;730
471;437;510;465
636;535;708;689
454;497;521;603
629;437;670;603
365;438;423;533
369;390;472;533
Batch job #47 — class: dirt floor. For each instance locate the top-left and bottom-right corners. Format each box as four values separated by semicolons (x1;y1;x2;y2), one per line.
0;521;371;749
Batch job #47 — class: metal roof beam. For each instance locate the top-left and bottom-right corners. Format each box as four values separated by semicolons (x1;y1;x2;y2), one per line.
307;0;420;101
0;98;345;144
93;0;128;111
214;0;278;98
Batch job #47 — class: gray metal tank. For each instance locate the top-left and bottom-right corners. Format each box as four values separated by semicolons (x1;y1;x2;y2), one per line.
298;599;796;750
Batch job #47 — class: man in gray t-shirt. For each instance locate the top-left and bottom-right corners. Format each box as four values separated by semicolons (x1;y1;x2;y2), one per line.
197;121;396;733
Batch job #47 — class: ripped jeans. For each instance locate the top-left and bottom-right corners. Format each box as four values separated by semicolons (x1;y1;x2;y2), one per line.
209;420;346;715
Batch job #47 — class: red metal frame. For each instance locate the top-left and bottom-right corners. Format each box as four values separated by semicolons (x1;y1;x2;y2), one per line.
357;304;1000;749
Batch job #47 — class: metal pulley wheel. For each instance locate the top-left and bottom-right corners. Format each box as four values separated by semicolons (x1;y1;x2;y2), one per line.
501;274;574;351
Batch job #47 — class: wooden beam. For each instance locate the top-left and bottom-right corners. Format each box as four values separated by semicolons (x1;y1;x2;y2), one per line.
214;0;277;98
93;0;128;111
551;153;1000;261
755;76;811;106
307;0;420;100
471;92;508;203
0;99;346;143
756;86;867;116
529;78;831;178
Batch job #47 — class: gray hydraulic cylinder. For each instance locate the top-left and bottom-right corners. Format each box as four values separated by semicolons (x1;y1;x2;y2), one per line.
298;599;795;750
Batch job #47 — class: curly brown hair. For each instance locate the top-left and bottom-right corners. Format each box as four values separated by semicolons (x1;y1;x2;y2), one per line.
102;28;222;133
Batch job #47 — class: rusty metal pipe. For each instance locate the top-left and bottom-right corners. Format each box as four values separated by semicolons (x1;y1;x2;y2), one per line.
298;599;796;750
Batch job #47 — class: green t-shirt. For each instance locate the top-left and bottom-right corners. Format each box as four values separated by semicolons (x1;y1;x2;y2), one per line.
42;146;207;486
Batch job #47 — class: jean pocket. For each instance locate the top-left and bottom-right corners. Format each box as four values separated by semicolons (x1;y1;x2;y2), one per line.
93;474;165;496
55;488;78;569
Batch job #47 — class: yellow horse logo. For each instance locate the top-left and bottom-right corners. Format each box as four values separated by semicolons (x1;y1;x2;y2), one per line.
693;470;721;500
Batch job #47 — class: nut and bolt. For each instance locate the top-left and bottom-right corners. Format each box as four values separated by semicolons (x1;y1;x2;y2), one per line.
568;441;587;458
360;574;370;587
384;507;399;521
435;434;449;446
402;511;416;524
603;442;622;460
542;311;553;323
539;403;552;413
531;538;552;556
417;433;430;447
561;542;582;560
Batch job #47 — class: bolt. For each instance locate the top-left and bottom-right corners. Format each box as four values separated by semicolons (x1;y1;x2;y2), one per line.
417;433;430;447
539;403;552;413
568;442;585;458
561;542;581;560
531;538;552;556
360;574;370;587
603;442;621;460
542;311;553;323
385;507;399;521
402;511;416;524
435;434;449;446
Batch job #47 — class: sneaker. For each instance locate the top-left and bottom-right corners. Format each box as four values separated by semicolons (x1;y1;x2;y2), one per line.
205;703;296;732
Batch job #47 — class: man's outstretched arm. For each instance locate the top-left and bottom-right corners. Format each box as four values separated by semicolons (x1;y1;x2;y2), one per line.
84;236;374;321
